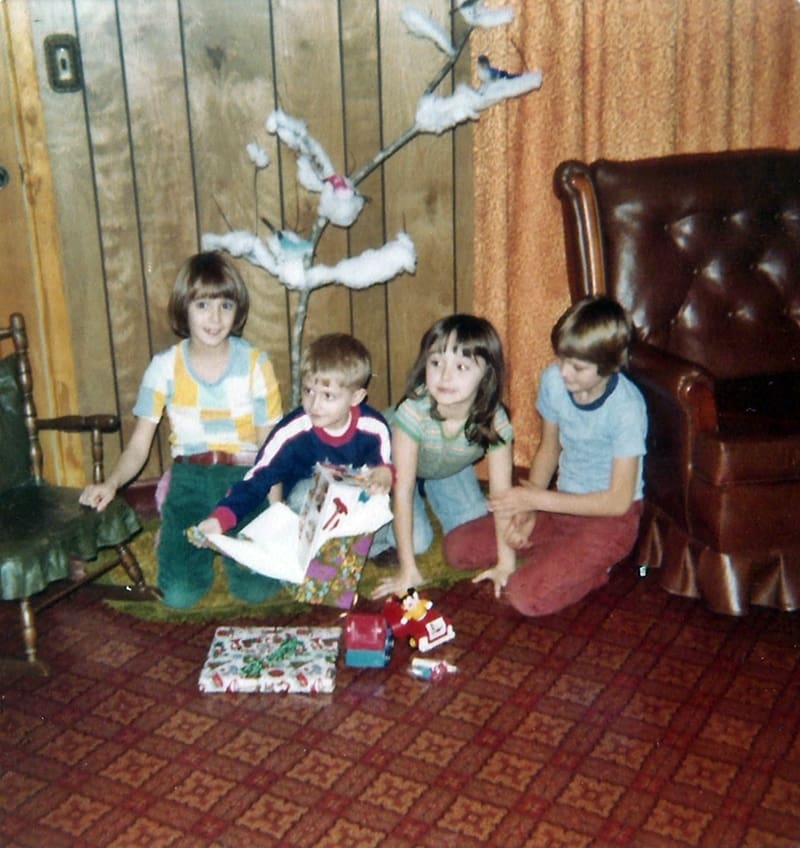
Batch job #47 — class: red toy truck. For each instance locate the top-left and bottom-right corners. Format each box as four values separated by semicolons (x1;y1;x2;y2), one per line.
383;588;456;653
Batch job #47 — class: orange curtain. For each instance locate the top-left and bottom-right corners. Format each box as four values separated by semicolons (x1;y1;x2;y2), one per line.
473;0;800;467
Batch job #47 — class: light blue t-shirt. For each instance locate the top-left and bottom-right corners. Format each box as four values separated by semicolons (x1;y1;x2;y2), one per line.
536;362;647;500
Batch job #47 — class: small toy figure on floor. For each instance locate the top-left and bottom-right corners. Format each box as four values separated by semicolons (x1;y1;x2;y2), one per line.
409;657;458;681
384;588;455;653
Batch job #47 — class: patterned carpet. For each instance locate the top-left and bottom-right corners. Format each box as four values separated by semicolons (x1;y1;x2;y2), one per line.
2;562;800;847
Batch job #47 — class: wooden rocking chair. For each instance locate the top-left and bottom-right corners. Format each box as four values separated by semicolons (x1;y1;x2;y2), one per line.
0;313;158;674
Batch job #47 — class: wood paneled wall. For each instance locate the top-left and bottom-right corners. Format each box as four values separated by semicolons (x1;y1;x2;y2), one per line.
19;0;473;484
1;1;82;482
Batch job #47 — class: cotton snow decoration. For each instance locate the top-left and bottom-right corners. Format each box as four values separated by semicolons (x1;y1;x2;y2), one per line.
401;8;455;57
478;69;543;107
246;143;270;169
296;156;324;193
415;61;542;134
203;4;542;404
415;84;484;134
201;230;279;278
318;177;366;228
267;110;335;179
457;2;515;28
308;233;416;289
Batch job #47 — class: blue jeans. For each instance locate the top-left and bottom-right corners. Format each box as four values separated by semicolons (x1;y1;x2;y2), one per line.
370;464;488;556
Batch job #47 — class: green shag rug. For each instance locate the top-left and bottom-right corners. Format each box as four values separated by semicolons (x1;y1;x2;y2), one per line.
105;519;473;623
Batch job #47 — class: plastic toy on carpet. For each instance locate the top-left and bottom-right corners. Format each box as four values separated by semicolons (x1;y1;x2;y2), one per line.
383;588;456;653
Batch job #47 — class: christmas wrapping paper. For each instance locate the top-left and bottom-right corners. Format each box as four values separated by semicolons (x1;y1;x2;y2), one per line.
292;533;373;608
198;626;342;694
204;463;390;608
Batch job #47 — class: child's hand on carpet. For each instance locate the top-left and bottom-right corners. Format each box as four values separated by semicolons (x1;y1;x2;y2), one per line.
370;565;425;600
472;563;513;599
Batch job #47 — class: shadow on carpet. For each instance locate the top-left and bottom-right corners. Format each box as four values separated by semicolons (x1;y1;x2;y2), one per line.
105;520;475;623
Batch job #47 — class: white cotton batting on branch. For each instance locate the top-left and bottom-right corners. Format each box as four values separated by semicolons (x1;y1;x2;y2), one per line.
202;5;543;405
307;233;417;289
246;142;270;169
264;110;308;151
478;70;543;107
202;230;279;277
401;7;455;57
414;68;542;134
273;257;309;290
266;109;335;180
415;83;484;133
457;2;514;27
297;156;324;192
318;178;365;228
295;157;366;228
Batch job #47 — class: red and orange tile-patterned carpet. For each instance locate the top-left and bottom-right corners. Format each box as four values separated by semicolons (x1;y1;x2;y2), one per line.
2;564;800;848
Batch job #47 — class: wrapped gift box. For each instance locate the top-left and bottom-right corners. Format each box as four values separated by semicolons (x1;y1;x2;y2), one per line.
292;533;373;608
198;626;342;694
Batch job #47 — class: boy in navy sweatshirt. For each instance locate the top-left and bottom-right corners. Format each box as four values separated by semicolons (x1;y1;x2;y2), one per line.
193;333;393;539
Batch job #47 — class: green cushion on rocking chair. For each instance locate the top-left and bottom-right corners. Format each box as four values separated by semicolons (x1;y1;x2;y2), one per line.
0;480;141;599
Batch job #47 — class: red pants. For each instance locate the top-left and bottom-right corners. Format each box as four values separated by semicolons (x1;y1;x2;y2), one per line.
443;502;643;617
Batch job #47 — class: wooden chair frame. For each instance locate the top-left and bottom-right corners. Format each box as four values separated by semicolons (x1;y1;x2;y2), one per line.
1;313;158;675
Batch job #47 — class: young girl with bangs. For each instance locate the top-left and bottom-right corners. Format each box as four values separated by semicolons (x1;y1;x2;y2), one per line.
371;314;516;599
445;296;647;616
80;251;283;608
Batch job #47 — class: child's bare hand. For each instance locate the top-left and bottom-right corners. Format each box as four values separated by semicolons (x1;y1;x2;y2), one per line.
488;485;535;519
363;465;392;495
187;517;222;547
371;567;425;600
472;563;513;599
79;482;116;512
198;517;222;536
185;526;205;548
505;511;536;549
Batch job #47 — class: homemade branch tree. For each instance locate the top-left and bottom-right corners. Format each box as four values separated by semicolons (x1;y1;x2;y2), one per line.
203;3;542;405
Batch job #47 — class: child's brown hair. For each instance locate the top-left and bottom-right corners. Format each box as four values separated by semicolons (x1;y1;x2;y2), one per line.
300;333;372;390
403;313;507;449
551;296;633;376
168;252;250;338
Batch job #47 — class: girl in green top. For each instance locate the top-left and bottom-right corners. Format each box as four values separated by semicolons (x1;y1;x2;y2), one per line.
371;314;515;599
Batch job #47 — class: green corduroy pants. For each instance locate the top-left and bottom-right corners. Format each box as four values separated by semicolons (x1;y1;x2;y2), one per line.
157;461;283;608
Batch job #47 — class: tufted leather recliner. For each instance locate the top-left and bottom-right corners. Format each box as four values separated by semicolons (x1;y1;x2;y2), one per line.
555;150;800;615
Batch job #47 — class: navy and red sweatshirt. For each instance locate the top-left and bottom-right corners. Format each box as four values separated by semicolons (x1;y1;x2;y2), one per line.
211;403;392;532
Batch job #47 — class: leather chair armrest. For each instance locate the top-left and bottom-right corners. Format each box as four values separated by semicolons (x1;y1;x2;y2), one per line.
630;342;719;433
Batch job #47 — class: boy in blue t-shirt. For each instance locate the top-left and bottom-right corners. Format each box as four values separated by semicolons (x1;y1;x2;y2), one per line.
444;296;648;616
